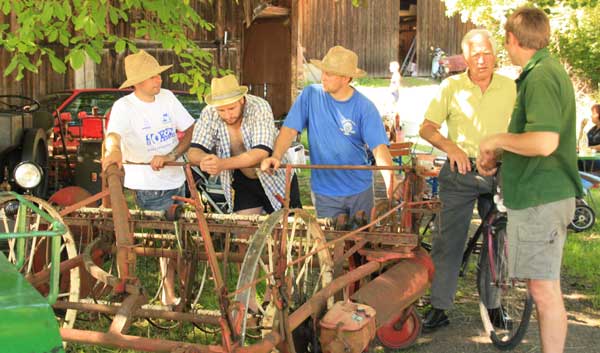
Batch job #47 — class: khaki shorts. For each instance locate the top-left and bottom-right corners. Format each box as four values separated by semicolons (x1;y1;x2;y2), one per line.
506;198;575;280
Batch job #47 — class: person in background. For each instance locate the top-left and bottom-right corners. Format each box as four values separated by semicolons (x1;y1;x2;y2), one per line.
388;60;402;116
419;29;516;332
577;104;600;171
261;45;399;220
478;7;582;353
102;50;195;307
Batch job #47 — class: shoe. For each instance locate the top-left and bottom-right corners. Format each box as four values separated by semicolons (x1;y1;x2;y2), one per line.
423;308;449;332
488;307;513;330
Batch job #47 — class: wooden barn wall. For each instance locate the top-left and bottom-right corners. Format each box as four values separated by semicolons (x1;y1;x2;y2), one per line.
0;0;256;100
300;0;400;78
416;0;475;76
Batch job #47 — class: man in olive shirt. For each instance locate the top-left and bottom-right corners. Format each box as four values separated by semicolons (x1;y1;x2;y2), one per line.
419;29;516;331
478;8;582;353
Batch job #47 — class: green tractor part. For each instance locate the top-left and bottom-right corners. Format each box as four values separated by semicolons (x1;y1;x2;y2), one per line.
0;251;64;353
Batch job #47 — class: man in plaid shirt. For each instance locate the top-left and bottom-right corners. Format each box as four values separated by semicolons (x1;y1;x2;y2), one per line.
188;75;301;214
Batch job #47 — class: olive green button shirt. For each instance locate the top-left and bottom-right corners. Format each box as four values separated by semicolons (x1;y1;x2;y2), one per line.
502;48;583;209
424;71;517;158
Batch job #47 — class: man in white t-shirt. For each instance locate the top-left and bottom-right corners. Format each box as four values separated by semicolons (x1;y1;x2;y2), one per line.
103;50;195;209
102;50;195;306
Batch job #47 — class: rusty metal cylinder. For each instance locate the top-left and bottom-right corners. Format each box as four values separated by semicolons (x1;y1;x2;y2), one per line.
351;248;433;327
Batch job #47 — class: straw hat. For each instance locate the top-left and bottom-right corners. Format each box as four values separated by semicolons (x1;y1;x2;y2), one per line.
119;50;173;89
310;46;366;78
204;75;248;107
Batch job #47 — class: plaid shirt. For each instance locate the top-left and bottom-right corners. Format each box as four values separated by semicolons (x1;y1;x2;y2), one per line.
191;95;293;211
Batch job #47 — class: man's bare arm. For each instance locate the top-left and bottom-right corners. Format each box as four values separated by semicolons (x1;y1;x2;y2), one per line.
260;126;299;172
372;144;401;200
102;132;123;170
419;119;471;174
480;131;559;157
150;125;194;170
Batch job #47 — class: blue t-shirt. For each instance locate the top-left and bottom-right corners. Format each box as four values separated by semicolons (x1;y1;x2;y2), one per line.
284;84;389;196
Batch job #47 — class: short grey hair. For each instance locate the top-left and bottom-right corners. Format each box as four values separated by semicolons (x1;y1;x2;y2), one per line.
461;29;497;57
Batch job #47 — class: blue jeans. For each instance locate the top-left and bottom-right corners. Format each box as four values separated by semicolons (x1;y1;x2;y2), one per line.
134;184;185;212
313;186;374;219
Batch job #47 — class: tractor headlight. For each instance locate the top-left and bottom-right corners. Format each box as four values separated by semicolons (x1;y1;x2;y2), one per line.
14;162;43;189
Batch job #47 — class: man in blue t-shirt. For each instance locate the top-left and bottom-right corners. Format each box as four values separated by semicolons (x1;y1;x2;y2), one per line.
261;46;398;218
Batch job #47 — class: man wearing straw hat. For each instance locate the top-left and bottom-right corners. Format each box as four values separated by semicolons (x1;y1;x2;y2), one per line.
261;45;398;219
102;50;195;306
188;74;301;214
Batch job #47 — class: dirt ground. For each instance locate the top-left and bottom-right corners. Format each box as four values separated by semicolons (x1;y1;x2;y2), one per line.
369;274;600;353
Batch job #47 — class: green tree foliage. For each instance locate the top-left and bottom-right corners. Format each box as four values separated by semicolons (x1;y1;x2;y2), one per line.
442;0;600;86
0;0;216;96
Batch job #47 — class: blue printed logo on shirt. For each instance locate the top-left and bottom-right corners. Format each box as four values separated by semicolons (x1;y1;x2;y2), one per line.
339;117;356;136
145;128;176;146
161;113;171;124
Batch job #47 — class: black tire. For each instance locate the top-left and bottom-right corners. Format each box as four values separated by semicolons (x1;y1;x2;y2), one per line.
477;214;533;350
20;128;49;198
569;203;595;232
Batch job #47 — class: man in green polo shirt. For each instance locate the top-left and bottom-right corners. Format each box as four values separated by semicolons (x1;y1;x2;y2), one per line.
419;29;516;331
478;7;582;353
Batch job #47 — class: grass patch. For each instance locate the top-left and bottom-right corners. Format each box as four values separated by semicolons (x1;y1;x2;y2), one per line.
563;215;600;309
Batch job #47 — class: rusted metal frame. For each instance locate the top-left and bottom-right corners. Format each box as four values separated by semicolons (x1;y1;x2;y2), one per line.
82;236;140;294
59;189;110;217
53;300;222;325
323;230;418;245
284;164;404;171
26;253;84;287
104;164;137;293
228;202;403;298
60;328;225;353
183;164;238;347
274;165;295;353
108;292;145;334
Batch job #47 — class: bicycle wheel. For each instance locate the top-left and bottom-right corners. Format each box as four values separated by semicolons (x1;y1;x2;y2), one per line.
477;214;533;350
569;202;595;232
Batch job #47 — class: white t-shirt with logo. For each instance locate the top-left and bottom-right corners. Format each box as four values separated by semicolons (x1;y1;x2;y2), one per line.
106;89;195;190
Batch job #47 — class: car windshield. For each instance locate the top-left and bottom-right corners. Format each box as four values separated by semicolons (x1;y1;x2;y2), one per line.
38;92;73;114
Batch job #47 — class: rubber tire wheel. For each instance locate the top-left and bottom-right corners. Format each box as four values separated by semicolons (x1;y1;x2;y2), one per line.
375;305;422;350
21;128;49;198
569;203;595;232
477;216;533;351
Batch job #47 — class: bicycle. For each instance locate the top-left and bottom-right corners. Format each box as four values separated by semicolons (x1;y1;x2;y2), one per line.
420;164;534;350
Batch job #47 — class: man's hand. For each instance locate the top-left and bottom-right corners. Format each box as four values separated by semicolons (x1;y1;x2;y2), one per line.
477;135;500;176
260;157;281;175
102;151;123;171
150;154;176;171
476;152;497;176
446;144;470;174
199;154;223;175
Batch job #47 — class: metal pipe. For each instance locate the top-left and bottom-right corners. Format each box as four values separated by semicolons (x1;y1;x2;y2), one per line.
53;301;222;325
60;328;224;353
104;164;136;292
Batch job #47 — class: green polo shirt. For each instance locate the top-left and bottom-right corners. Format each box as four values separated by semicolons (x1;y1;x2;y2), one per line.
424;71;516;158
502;48;583;209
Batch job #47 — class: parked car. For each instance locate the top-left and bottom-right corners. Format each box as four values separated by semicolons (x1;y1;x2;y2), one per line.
37;88;205;124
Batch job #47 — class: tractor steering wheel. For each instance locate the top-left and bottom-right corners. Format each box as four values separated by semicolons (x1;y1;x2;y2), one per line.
0;95;41;114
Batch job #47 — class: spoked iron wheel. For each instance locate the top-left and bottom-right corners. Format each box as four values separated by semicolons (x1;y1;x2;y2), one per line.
0;194;80;329
234;208;333;352
375;305;422;350
477;216;533;350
